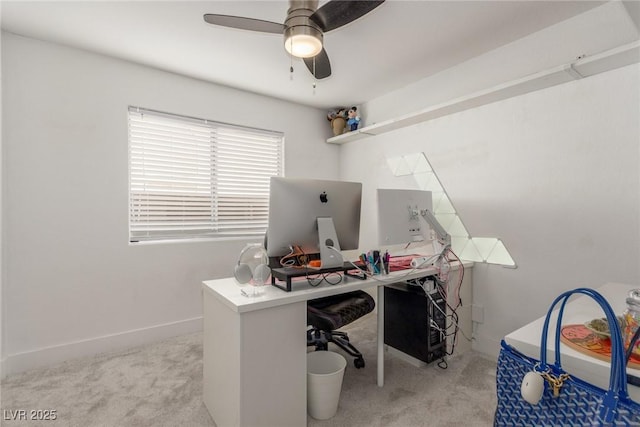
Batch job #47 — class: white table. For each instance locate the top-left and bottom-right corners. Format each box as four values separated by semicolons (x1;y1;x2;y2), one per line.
505;282;640;402
202;261;473;427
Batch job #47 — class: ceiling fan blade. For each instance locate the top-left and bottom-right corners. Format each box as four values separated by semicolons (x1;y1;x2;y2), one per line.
303;48;331;80
203;14;285;34
310;0;385;32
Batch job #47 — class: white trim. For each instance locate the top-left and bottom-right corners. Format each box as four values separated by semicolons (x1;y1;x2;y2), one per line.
471;331;501;360
0;357;6;381
2;317;202;377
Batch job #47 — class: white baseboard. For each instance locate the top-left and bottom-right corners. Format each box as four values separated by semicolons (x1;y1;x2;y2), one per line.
2;317;203;378
0;357;6;381
471;331;501;361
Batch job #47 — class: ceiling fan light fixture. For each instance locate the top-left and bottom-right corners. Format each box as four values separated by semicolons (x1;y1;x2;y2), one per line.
204;0;386;79
284;26;323;58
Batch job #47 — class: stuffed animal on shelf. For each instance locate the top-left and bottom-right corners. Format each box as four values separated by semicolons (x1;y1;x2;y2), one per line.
347;106;360;131
327;107;347;136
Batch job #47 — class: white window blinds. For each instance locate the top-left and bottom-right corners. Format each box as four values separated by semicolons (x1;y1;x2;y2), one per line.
128;107;284;242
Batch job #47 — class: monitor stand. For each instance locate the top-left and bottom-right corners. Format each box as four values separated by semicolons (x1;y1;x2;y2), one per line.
317;217;344;269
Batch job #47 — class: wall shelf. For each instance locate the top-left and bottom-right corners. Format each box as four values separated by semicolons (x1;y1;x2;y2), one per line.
327;40;640;145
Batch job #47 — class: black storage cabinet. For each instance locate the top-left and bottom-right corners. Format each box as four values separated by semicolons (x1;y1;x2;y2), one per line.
384;279;446;364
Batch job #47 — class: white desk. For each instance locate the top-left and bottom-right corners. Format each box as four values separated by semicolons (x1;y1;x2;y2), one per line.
505;282;640;402
202;262;473;427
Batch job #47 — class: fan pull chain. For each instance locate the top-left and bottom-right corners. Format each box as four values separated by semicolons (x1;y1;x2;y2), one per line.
312;57;316;94
289;38;294;80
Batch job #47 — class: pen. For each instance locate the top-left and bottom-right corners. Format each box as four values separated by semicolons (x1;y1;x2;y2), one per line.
368;252;377;274
383;250;390;274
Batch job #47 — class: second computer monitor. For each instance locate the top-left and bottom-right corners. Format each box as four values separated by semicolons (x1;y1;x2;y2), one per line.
377;188;433;246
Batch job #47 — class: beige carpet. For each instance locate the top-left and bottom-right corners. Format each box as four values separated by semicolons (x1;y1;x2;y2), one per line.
1;314;497;426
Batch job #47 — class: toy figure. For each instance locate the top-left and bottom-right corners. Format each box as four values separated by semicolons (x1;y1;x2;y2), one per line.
347;107;360;131
327;107;347;136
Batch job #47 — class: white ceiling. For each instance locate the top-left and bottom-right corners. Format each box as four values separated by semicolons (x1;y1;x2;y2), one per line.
0;1;623;110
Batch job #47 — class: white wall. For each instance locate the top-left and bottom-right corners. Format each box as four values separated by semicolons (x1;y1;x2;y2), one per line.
362;1;639;127
340;63;640;357
1;32;339;375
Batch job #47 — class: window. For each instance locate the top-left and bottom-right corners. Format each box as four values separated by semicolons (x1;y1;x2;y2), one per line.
128;107;284;242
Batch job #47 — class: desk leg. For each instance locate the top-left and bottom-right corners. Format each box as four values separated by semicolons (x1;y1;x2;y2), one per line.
377;286;384;387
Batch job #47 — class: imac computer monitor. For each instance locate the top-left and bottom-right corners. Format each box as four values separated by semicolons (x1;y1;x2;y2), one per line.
377;189;433;246
266;177;362;268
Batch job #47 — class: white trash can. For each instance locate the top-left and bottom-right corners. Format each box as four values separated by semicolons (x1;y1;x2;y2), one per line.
307;351;347;420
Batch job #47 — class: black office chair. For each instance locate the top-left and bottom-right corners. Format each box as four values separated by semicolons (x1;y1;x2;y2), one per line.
306;290;375;369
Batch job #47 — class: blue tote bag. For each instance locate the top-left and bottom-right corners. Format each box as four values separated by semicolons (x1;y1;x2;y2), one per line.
495;287;640;426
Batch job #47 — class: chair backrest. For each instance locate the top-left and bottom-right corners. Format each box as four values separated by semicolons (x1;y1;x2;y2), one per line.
307;290;375;331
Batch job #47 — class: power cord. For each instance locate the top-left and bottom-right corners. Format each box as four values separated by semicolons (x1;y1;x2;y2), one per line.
401;245;468;364
289;245;470;355
279;244;308;268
